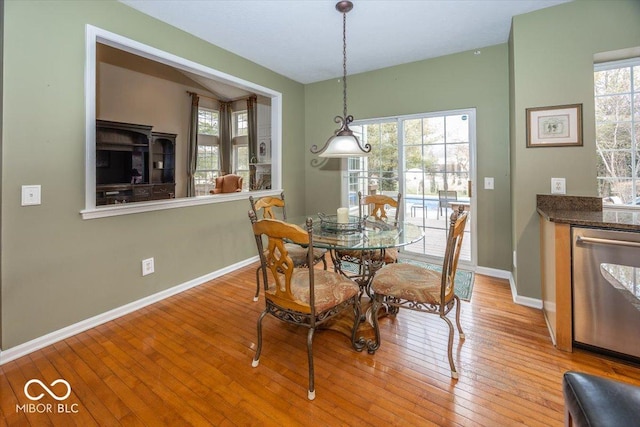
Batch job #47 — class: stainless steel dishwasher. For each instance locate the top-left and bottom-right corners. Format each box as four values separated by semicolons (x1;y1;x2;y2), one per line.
572;226;640;360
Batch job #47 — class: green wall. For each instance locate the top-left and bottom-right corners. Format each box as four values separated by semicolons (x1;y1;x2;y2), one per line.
1;0;305;349
304;44;512;271
4;0;640;352
510;0;640;298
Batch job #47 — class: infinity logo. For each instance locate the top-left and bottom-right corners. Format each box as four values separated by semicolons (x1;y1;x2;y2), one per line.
24;379;72;401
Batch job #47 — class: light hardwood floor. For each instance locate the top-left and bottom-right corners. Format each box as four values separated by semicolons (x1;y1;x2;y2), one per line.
2;263;640;426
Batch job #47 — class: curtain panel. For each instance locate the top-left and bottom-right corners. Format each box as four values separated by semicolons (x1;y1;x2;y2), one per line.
219;101;232;175
186;92;199;197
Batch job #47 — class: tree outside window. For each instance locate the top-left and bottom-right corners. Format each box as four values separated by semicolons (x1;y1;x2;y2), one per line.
595;59;639;206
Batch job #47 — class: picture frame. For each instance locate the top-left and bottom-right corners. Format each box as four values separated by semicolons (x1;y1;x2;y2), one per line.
526;103;582;148
258;138;271;162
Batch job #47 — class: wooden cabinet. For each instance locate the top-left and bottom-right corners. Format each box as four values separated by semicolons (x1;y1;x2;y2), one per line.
96;120;176;205
539;217;572;352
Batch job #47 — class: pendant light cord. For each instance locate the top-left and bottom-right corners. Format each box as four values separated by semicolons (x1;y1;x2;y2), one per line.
342;10;348;120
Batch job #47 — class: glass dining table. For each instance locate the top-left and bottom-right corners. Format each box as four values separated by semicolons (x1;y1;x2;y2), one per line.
291;214;425;297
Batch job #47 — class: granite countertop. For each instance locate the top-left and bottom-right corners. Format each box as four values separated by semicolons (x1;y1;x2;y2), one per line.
536;194;640;231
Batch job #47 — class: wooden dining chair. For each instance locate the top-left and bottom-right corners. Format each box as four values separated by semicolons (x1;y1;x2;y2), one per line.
335;191;403;273
369;207;469;378
249;192;327;301
248;211;361;400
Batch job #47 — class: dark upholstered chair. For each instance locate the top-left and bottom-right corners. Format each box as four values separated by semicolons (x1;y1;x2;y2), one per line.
248;212;360;400
563;371;640;427
369;207;468;377
210;174;243;194
249;192;327;301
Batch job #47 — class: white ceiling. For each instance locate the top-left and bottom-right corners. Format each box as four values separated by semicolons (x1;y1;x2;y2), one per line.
120;0;571;84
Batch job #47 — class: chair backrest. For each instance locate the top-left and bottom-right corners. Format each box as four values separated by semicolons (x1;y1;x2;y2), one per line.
249;191;287;220
358;191;402;223
212;174;243;194
248;211;316;314
438;190;457;208
440;207;469;305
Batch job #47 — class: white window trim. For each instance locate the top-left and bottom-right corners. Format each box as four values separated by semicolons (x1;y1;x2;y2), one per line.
342;108;478;266
82;25;282;219
594;57;640;210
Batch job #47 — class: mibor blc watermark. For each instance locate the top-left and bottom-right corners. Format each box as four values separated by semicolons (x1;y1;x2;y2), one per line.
16;379;80;414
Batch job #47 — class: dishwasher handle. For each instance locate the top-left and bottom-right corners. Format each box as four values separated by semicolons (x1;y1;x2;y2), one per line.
576;235;640;249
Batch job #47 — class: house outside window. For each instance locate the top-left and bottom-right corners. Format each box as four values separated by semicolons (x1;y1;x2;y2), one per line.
195;107;220;195
595;58;640;207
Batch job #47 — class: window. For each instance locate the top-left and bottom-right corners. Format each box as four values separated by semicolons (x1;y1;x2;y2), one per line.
346;109;475;263
233;110;249;190
198;108;219;136
595;58;640;207
195;145;219;195
233;111;248;136
194;107;220;195
348;121;399;202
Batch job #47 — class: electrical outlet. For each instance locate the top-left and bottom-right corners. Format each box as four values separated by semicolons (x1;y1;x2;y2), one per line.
551;178;566;194
484;177;494;190
142;258;155;276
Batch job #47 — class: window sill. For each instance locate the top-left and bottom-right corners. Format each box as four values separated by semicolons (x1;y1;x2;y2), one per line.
80;189;282;220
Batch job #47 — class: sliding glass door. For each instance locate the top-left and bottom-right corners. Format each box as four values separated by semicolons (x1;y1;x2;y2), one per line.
345;109;475;264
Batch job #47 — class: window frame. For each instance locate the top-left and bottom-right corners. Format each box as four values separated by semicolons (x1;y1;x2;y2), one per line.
82;25;282;219
594;57;640;210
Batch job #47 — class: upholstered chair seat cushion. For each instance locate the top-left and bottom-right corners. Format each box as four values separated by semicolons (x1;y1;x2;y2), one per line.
371;263;450;306
267;269;359;312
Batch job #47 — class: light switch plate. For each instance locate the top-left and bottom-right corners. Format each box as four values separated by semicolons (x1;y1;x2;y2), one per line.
551;178;566;194
142;258;155;276
484;177;494;190
21;185;42;206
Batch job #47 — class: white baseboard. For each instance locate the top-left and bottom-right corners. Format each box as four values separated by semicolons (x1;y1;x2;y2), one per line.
509;273;543;309
0;256;259;365
474;265;510;279
474;265;543;309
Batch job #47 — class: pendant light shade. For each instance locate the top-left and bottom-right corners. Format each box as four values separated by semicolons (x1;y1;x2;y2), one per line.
310;1;371;158
320;133;364;158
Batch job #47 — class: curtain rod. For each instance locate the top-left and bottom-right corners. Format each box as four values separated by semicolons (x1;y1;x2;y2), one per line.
186;90;256;103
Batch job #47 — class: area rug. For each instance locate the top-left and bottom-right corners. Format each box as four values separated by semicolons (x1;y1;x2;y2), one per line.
398;259;475;301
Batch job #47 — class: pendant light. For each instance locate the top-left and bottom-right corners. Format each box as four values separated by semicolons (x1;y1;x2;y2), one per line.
310;1;371;158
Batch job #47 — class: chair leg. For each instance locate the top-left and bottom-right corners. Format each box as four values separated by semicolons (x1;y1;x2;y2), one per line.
442;315;458;379
368;295;382;354
321;253;328;270
252;310;268;368
306;327;316;400
454;295;465;339
254;266;262;302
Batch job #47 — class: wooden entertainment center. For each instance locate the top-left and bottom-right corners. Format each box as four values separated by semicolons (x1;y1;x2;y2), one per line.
96;120;176;205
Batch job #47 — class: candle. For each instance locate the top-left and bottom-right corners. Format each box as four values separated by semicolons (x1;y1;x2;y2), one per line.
337;207;349;224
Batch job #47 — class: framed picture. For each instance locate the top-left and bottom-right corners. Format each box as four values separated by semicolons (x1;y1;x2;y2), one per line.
258;138;271;162
526;103;583;148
